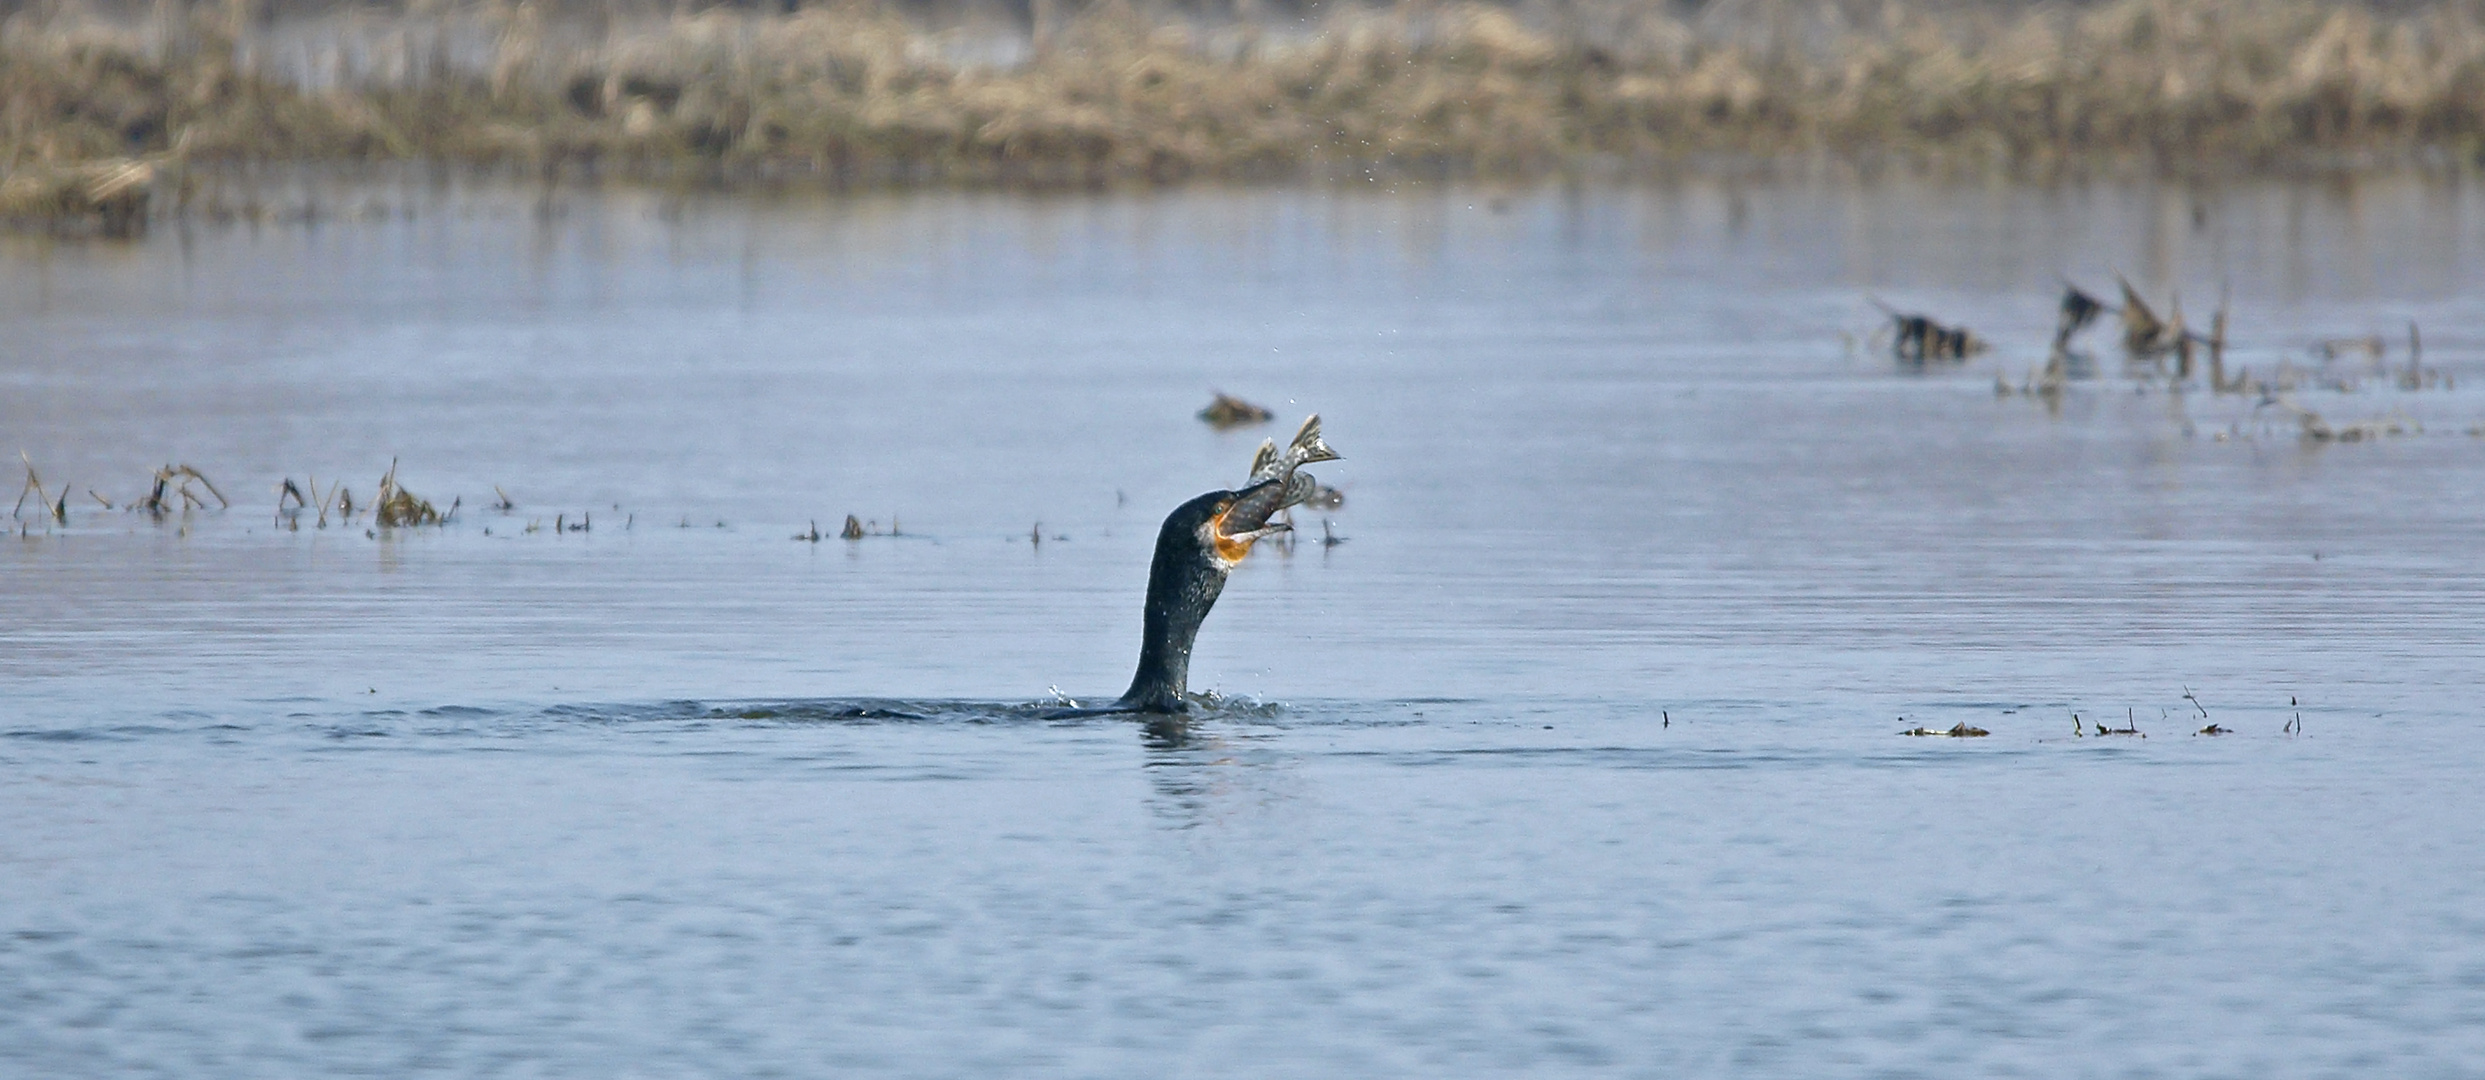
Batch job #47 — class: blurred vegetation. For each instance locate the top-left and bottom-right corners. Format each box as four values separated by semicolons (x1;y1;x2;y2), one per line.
8;0;2485;225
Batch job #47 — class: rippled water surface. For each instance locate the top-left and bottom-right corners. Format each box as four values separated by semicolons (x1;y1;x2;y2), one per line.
6;176;2485;1076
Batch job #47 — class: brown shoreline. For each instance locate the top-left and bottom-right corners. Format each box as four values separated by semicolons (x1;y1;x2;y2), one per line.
8;1;2485;232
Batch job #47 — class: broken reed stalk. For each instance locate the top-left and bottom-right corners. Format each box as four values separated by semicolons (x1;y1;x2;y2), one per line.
178;466;229;509
14;452;64;523
13;454;36;519
134;463;228;517
282;474;340;526
276;478;308;526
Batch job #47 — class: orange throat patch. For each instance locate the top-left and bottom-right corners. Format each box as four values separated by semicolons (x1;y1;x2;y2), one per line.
1207;507;1255;565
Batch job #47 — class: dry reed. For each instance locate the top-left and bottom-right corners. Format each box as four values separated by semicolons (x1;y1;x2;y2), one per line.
6;0;2485;227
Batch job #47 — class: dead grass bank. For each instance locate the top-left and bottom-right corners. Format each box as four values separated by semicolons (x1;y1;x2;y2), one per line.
8;0;2485;226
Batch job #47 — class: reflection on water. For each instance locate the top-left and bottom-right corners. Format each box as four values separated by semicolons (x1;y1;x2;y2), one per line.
4;174;2485;1075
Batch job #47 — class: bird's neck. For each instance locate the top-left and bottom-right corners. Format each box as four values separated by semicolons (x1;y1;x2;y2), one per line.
1119;549;1228;712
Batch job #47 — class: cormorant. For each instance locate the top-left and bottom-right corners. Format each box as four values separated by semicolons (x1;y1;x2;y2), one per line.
1053;414;1336;717
1110;481;1292;713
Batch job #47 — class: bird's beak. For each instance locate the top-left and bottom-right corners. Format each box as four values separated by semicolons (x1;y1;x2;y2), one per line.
1209;502;1289;563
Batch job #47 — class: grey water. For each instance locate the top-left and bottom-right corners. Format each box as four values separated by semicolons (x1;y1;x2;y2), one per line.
5;175;2484;1076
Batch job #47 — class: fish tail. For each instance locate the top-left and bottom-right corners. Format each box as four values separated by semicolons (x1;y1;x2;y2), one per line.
1288;414;1341;465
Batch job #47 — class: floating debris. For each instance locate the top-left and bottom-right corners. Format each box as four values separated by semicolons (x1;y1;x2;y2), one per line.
492;486;517;511
2091;710;2144;736
373;460;438;527
2197;724;2231;736
1875;301;1984;363
1901;722;1989;737
1198;393;1273;429
796;520;823;542
2266;396;2423;443
842;515;866;540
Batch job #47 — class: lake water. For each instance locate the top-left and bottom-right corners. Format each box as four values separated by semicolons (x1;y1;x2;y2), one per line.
5;173;2484;1076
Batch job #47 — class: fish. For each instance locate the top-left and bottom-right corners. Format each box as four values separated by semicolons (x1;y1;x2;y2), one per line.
1215;414;1341;545
1246;414;1340;484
